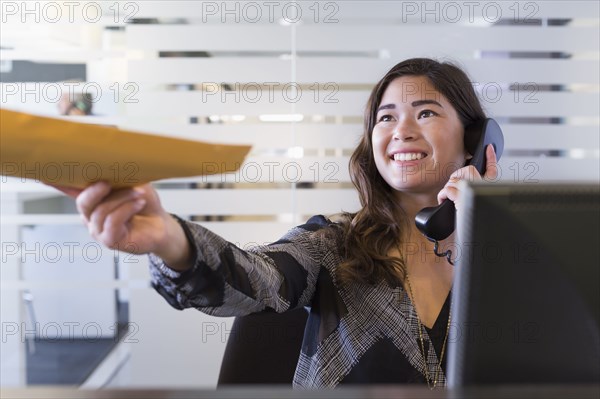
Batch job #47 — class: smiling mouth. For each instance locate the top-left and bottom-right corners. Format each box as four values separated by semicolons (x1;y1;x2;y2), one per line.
390;152;427;161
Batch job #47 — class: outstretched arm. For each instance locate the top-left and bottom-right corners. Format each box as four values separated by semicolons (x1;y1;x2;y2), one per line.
52;180;195;271
56;180;329;317
149;215;330;317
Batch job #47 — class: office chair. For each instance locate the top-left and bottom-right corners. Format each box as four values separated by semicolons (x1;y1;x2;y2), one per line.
217;308;308;385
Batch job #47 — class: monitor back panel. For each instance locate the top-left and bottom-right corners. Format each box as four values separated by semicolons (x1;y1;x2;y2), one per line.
447;183;600;386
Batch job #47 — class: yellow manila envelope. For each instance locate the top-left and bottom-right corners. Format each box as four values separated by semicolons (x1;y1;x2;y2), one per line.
0;109;252;188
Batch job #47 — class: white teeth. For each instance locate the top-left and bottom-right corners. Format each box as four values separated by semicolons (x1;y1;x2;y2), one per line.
393;152;424;161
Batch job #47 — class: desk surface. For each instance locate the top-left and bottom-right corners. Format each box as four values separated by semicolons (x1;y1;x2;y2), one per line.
2;385;599;399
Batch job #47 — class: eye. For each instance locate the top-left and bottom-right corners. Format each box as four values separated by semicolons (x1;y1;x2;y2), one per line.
377;114;394;123
418;109;438;119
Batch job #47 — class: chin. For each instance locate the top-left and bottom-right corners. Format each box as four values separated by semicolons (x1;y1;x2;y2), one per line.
387;180;425;192
385;177;438;194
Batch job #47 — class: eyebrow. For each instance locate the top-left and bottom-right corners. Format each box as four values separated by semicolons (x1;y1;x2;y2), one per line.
377;99;443;113
412;99;443;108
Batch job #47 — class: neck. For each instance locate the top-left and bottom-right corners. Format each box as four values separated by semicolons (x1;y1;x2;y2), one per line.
394;191;456;274
394;191;437;241
394;190;437;220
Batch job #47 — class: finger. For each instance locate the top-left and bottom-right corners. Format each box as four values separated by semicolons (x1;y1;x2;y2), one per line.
447;174;462;184
76;181;113;222
449;165;481;182
97;198;146;250
45;183;83;198
484;144;499;181
88;189;143;237
437;185;460;204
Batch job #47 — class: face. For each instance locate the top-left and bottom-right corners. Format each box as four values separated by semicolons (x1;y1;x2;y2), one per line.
372;75;470;196
57;94;72;115
58;94;85;116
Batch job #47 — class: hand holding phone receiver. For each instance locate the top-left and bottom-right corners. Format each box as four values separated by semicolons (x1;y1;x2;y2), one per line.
414;118;504;263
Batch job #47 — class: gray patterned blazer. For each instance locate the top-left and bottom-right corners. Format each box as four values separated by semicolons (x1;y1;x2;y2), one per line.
149;215;449;388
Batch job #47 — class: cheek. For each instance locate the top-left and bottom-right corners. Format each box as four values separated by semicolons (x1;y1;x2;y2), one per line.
371;128;387;155
439;132;469;171
371;134;388;169
439;127;465;155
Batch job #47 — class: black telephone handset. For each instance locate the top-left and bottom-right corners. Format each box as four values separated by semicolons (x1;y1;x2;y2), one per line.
414;118;504;263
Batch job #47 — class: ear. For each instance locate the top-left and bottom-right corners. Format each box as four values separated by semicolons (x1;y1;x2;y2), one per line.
463;148;473;166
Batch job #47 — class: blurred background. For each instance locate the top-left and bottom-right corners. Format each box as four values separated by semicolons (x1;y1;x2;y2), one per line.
1;0;598;389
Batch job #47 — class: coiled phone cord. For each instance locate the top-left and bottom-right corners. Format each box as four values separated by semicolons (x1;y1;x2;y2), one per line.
427;237;455;266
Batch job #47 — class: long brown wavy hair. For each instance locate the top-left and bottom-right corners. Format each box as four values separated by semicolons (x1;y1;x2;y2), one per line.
335;58;486;286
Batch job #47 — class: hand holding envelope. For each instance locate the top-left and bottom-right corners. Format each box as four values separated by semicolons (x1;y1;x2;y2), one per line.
0;108;251;188
1;108;252;267
70;180;194;268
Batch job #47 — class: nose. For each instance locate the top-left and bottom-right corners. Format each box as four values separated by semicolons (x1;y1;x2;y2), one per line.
392;119;418;141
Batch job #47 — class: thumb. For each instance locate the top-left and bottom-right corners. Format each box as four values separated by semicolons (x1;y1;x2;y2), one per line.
45;183;83;199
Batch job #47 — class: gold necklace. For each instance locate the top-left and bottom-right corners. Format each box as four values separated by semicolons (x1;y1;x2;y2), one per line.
404;272;451;390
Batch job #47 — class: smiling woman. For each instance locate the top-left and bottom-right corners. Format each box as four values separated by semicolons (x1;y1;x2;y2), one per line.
339;59;488;288
68;58;497;389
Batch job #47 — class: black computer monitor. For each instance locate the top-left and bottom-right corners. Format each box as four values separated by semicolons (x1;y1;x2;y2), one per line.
447;182;600;386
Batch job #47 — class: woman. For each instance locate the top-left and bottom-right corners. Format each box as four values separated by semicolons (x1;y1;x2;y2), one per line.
66;58;498;388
